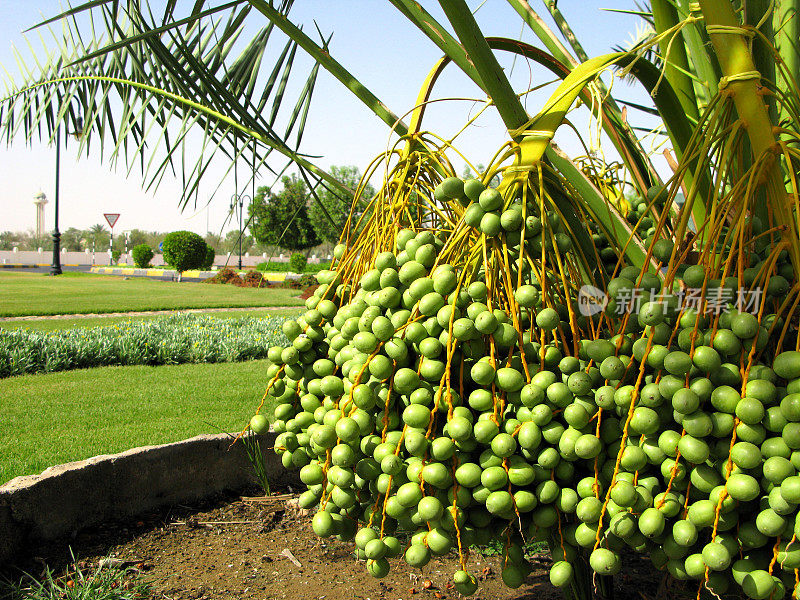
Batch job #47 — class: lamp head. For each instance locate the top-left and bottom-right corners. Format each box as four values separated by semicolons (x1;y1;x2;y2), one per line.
71;118;85;140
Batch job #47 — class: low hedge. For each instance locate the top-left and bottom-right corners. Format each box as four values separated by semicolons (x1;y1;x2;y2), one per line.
0;313;290;378
255;260;331;273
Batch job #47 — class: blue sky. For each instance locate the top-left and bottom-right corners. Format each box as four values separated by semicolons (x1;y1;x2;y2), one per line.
0;1;652;237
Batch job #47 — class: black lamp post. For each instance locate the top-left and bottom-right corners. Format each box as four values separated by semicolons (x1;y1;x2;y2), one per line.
230;193;250;270
50;120;84;276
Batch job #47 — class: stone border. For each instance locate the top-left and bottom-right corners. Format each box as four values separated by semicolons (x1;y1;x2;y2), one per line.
0;432;294;565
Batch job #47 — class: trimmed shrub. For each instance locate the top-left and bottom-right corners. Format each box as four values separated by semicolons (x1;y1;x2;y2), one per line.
281;274;317;290
255;260;331;273
131;244;154;268
111;248;122;264
255;261;293;272
203;267;242;285
202;244;215;270
242;270;266;287
289;252;307;273
203;268;267;288
162;230;206;274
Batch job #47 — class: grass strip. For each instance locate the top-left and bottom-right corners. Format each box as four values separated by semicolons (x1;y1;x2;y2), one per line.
0;360;276;485
0;271;305;317
0;308;304;332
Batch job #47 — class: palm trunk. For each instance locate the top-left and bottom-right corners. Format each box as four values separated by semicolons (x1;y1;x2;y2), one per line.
699;0;800;273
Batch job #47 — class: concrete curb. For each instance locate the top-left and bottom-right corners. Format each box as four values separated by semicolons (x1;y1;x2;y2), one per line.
0;432;295;565
0;264;44;268
0;264;83;269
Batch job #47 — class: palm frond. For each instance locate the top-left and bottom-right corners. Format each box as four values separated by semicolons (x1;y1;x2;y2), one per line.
0;0;343;210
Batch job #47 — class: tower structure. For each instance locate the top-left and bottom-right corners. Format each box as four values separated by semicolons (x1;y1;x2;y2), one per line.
33;191;48;238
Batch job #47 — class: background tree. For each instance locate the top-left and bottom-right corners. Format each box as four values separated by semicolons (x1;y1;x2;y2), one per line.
223;230;254;255
307;165;374;244
60;228;84;251
253;240;278;255
126;229;149;248
144;232;166;251
85;224;110;251
204;232;223;251
249;175;320;254
1;230;51;251
0;231;23;251
26;233;52;251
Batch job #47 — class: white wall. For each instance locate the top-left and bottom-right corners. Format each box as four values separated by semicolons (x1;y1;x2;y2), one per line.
0;249;110;266
1;250;333;268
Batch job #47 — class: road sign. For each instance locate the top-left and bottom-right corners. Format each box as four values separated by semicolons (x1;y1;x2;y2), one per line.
104;213;120;228
158;242;163;252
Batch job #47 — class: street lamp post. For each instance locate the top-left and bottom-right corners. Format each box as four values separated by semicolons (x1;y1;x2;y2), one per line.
230;194;250;270
50;120;84;276
50;127;62;276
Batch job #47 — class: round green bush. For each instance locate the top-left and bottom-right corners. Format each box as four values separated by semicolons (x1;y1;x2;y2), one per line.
201;244;215;270
162;231;207;273
131;244;154;268
289;252;308;273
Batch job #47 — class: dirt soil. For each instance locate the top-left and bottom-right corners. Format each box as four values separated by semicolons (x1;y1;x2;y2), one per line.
6;488;678;600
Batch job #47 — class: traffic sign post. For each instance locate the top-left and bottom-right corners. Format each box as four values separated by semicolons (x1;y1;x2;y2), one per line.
122;230;131;262
104;213;120;259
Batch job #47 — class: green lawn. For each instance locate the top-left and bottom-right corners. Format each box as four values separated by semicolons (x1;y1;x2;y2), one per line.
0;360;276;484
0;271;306;317
0;307;304;332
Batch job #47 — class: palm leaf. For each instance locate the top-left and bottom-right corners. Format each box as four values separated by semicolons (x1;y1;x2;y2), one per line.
501;4;659;193
0;0;346;211
651;0;700;123
247;0;409;135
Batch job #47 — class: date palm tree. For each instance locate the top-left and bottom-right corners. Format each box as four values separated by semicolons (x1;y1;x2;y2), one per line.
5;2;800;599
85;223;109;249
